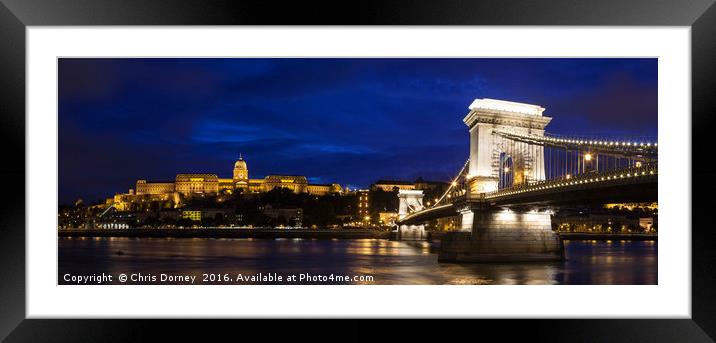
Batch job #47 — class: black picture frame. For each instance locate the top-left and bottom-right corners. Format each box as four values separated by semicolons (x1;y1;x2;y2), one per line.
1;0;714;341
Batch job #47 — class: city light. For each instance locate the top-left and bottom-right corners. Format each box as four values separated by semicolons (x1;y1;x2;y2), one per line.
584;153;592;161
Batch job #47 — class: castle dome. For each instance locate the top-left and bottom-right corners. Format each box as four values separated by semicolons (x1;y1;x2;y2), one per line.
234;158;247;170
233;153;249;181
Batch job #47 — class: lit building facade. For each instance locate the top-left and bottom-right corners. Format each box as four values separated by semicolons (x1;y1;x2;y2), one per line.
306;183;343;196
248;179;265;193
371;180;416;192
233;155;249;190
182;210;202;221
107;155;343;210
357;189;370;224
175;174;219;195
136;180;175;195
263;175;308;193
218;178;235;191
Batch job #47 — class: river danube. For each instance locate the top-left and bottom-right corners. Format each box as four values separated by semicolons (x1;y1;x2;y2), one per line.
58;237;657;285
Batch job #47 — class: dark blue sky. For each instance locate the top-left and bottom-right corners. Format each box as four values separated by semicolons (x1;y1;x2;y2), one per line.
59;58;657;204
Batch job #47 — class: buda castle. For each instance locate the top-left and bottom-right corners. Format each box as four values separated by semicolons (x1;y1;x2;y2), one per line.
109;155;342;210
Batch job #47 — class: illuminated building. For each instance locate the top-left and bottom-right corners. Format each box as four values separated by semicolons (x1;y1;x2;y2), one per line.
371;180;416;192
552;213;657;233
136;180;175;195
248;179;265;193
603;202;658;211
233;154;249;190
371;179;447;193
182;210;202;221
263;175;308;193
357;189;370;225
175;174;219;195
132;155;342;196
306;183;342;196
639;217;655;231
218;178;235;192
107;155;344;210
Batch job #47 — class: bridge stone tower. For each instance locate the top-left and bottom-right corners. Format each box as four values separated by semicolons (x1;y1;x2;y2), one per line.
441;99;563;262
397;190;426;241
464;98;551;197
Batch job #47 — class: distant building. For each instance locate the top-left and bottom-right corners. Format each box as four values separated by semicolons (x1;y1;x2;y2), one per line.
370;178;448;193
552;213;656;233
175;174;219;195
371;180;416;192
182;210;201;221
306;183;343;196
264;175;308;193
357;189;370;225
639;217;655;231
107;155;343;210
248;179;265;193
233;154;249;190
136;180;175;195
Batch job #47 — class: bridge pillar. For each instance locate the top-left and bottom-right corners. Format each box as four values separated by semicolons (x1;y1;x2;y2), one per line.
439;207;564;262
436;99;562;262
397;190;426;241
457;208;474;232
463;99;552;197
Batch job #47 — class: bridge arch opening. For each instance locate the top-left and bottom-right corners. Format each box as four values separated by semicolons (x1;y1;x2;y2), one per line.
498;152;515;189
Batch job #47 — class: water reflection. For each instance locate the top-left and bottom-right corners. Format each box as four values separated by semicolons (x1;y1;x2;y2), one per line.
58;238;657;285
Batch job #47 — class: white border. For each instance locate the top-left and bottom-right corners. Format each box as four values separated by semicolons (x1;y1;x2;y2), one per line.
27;27;690;318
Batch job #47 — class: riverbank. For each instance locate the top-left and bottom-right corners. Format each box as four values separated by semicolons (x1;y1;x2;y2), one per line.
58;229;656;241
557;232;657;241
58;228;391;239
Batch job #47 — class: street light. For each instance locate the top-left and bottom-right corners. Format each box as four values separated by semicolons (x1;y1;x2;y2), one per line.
584;153;592;161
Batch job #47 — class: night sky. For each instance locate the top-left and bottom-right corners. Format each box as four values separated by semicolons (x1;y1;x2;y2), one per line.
59;58;657;204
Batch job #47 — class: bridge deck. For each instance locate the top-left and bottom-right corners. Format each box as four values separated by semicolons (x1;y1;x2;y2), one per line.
397;165;657;225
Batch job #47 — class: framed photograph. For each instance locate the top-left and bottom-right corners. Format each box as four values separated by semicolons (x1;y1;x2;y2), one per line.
2;0;715;341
